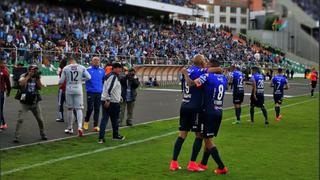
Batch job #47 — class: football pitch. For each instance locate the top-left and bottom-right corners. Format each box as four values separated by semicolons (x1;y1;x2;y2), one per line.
0;94;318;180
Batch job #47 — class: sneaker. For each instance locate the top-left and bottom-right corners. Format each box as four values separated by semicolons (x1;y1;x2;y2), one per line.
247;119;254;123
198;163;208;171
78;129;84;137
56;118;64;122
83;121;89;130
169;160;181;171
265;121;269;125
214;167;228;174
13;138;19;143
93;126;100;132
187;161;204;171
64;129;74;134
232;120;240;125
41;135;48;141
112;135;125;141
126;120;133;127
98;139;105;144
1;123;8;129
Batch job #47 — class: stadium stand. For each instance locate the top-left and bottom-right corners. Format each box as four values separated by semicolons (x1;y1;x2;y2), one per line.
0;0;310;78
292;0;320;21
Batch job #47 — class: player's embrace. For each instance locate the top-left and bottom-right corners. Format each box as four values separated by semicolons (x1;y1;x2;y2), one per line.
270;68;289;121
169;54;222;171
59;57;91;136
183;58;229;174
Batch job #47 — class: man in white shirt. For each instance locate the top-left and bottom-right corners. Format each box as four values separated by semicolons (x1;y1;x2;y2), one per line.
98;62;125;143
59;58;91;136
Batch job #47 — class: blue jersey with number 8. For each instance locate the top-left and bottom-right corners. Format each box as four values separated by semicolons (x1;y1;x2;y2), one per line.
196;73;228;108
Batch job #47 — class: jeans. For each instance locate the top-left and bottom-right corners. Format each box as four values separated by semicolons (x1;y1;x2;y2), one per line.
84;92;101;127
99;102;120;140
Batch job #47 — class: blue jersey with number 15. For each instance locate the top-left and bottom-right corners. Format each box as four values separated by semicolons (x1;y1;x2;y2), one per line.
196;73;228;108
182;65;207;108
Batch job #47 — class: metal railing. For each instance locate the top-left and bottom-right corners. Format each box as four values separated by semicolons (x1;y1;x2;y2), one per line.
0;47;305;74
0;47;190;67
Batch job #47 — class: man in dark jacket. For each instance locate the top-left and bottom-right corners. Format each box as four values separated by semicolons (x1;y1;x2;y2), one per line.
119;68;140;126
14;65;47;142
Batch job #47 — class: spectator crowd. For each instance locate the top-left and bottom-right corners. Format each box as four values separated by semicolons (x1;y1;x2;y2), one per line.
0;0;283;67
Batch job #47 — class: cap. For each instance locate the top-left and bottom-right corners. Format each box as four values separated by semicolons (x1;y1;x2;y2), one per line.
112;62;123;68
28;64;39;70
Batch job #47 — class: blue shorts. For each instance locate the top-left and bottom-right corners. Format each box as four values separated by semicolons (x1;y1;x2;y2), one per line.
179;105;202;132
250;94;264;108
202;108;222;138
233;92;244;104
273;94;283;104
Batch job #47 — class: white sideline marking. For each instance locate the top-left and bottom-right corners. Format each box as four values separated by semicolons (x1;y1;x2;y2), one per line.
145;88;294;98
1;98;315;176
0;131;178;176
1;106;236;151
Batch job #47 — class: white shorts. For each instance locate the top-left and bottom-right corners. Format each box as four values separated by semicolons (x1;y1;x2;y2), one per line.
65;94;84;109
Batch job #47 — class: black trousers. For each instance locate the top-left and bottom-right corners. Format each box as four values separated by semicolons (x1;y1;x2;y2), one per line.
0;91;5;125
84;92;101;127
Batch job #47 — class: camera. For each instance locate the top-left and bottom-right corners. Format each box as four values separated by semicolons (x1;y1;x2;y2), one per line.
28;65;42;79
32;70;42;79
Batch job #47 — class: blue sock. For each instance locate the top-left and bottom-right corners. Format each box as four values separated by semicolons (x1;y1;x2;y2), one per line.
201;149;210;165
275;106;280;118
172;137;185;161
210;147;225;170
235;108;241;121
190;138;203;161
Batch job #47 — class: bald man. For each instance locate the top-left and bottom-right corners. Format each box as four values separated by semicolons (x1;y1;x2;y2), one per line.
83;57;105;132
170;54;222;171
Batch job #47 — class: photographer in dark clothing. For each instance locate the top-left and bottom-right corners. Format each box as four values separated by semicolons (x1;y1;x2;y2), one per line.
119;68;140;126
13;65;47;143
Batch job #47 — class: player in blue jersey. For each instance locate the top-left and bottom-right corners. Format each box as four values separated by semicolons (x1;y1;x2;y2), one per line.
170;54;222;171
250;67;268;125
270;68;289;121
229;65;245;124
190;59;228;174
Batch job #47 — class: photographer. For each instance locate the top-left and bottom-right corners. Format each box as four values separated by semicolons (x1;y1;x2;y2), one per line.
14;65;47;143
119;68;140;126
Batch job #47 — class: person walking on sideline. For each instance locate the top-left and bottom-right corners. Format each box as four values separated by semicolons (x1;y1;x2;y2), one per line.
59;58;91;136
83;57;105;132
98;62;125;143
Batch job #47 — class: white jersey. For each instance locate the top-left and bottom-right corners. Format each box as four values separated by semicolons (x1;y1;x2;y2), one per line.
59;64;91;95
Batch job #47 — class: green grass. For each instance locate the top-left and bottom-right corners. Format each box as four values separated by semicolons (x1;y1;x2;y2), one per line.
1;94;318;179
9;85;60;97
